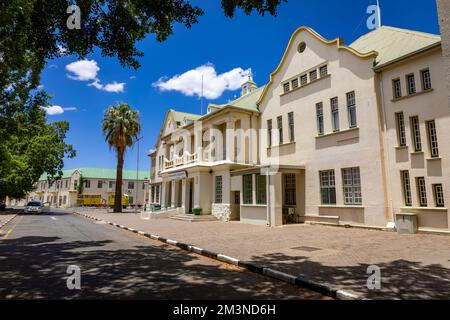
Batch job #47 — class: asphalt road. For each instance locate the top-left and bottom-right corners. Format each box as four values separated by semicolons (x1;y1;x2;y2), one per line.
0;211;327;299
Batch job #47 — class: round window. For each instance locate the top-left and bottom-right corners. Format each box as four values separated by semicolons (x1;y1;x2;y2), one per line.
298;41;306;53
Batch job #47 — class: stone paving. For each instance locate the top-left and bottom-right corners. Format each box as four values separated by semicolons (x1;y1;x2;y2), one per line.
0;213;17;230
73;208;450;299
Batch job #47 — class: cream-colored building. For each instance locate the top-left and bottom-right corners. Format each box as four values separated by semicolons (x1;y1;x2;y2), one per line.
437;0;450;109
148;25;449;232
7;168;148;208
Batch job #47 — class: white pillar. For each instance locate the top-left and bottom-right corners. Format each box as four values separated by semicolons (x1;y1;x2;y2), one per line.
226;120;235;162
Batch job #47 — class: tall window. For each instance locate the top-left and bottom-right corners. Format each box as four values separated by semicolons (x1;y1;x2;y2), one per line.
319;65;328;77
421;69;432;90
128;181;135;190
342;167;362;205
277;116;283;145
401;170;412;206
426;120;439;158
346;91;357;128
155;185;160;203
284;174;296;206
151;186;155;203
406;74;416;95
416;177;427;207
316;103;324;135
410;116;422;152
288;112;295;142
109;181;115;189
320;170;336;205
310;70;317;81
215;176;223;203
256;174;267;205
243;175;253;205
267;119;272;148
330;97;340;132
84;180;91;188
433;184;445;207
393;79;402;99
395;112;406;147
65;180;68;189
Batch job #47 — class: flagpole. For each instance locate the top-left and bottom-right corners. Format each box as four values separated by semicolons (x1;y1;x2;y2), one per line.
377;0;382;28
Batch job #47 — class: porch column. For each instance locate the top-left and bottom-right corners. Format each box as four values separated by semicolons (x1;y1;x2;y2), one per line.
226;120;235;162
268;172;283;226
194;122;203;161
181;179;187;213
171;180;176;208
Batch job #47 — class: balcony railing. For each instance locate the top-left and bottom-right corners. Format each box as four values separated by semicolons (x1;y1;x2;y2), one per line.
162;151;231;171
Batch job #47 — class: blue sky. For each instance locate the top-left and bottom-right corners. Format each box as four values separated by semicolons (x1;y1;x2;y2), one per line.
40;0;440;174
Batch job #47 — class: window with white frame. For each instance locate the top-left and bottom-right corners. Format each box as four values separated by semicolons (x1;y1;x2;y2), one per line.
416;177;427;207
316;102;324;135
393;78;402;99
346;91;357;128
256;174;267;205
331;97;340;132
215;176;223;203
342;167;362;205
288;112;295;142
426;120;439;158
277;116;283;145
319;65;328;77
396;112;406;147
401;170;412;206
243;175;253;205
406;74;416;95
300;74;308;86
284;173;296;206
433;184;445;207
320;170;336;205
310;70;317;81
291;78;299;89
283;82;290;93
410;116;422;152
421;69;432;90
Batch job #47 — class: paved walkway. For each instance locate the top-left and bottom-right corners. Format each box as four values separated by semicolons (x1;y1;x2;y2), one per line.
73;208;450;299
0;213;17;229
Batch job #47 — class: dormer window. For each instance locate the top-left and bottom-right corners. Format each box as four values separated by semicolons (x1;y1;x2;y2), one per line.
310;70;318;81
291;78;299;89
283;82;290;93
319;65;328;77
300;74;308;86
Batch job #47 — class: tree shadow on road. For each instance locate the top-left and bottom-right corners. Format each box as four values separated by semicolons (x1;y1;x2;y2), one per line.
0;236;324;300
247;252;450;299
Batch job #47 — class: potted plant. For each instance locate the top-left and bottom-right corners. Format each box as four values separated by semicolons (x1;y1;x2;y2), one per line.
193;207;202;216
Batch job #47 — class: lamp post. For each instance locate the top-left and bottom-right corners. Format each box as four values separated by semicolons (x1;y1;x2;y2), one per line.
135;136;143;213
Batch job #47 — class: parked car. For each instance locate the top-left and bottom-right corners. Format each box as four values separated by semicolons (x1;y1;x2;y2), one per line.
24;201;45;214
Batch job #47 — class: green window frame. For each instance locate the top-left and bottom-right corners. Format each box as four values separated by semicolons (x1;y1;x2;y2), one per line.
331;97;340;132
316;102;324;135
433;184;445;207
426;120;439;158
410;116;422;152
243;174;253;205
284;173;296;206
342;167;362;205
256;174;267;205
320;170;336;205
401;170;412;206
416;177;427;207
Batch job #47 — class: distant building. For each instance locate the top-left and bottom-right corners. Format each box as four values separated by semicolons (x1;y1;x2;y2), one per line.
148;25;450;232
7;168;148;208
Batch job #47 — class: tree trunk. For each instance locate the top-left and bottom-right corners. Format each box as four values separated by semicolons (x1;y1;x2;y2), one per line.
114;147;124;213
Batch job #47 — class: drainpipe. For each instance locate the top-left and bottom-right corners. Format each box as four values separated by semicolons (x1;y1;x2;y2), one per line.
378;72;395;225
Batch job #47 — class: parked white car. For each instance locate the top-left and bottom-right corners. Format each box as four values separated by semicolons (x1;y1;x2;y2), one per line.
24;201;45;214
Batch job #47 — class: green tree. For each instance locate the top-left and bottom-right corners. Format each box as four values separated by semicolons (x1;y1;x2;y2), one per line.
102;103;141;213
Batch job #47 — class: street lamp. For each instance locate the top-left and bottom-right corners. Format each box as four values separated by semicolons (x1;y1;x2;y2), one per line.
135;136;143;213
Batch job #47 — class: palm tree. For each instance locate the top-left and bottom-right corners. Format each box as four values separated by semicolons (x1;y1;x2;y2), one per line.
102;103;141;213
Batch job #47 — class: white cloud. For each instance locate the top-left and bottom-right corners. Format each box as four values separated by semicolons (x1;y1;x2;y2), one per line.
88;80;125;93
130;75;137;80
65;59;125;93
65;59;100;81
41;105;77;116
153;63;251;100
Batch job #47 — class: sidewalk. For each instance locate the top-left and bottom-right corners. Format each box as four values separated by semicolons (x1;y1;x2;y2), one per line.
0;213;17;229
74;208;450;299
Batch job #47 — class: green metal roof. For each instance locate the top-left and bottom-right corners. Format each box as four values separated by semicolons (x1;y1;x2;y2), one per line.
350;26;441;67
171;110;202;123
39;168;148;181
207;86;265;113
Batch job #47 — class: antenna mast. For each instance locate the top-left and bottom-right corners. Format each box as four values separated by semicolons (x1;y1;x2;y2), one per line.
377;0;382;28
200;74;204;115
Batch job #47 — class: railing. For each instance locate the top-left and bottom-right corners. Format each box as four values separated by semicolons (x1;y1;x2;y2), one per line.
165;160;174;169
186;152;198;163
175;157;184;167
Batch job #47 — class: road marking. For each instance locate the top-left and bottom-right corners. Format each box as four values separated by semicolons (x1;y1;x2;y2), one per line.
2;216;22;240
